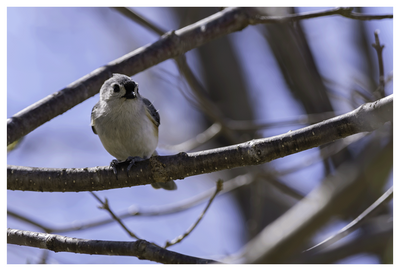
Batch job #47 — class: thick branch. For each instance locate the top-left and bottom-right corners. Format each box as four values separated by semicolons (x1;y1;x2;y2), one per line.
7;7;393;145
7;228;214;264
7;95;392;192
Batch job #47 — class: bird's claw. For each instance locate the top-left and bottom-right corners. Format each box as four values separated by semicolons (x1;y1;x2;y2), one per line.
109;156;145;179
110;159;120;179
126;156;145;172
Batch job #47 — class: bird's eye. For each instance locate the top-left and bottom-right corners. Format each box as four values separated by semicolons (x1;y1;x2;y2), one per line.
113;84;120;93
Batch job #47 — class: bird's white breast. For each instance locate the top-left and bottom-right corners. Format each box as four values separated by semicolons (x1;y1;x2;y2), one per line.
94;99;158;161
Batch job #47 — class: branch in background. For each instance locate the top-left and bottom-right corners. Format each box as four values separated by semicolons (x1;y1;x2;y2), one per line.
38;250;50;264
90;192;141;240
7;210;53;233
304;186;393;252
12;130;358;232
7;95;393;192
89;179;223;249
161;110;342;152
225;111;338;131
8;169;303;235
161;123;222;152
372;30;386;98
259;174;304;201
7;228;216;264
114;8;239;142
7;7;393;145
226;137;392;263
277;133;367;176
250;7;393;24
112;7;165;35
299;215;392;263
8;173;255;234
165;180;223;248
258;133;368;201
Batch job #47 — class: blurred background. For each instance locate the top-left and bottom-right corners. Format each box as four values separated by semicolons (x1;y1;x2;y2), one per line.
7;7;393;264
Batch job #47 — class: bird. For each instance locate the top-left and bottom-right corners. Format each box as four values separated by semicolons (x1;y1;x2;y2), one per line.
90;74;177;190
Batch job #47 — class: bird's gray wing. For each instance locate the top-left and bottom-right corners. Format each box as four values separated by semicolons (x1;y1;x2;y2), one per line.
90;102;99;134
143;98;160;127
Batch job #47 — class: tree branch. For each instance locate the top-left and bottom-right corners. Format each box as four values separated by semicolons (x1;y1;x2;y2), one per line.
90;192;141;239
165;180;223;248
250;7;393;24
304;186;393;252
226;136;392;263
112;7;165;35
7;95;393;192
8;173;255;234
372;30;386;98
7;228;216;264
7;7;393;145
298;215;392;263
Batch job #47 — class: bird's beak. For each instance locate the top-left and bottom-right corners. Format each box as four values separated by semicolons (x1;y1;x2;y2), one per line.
122;89;136;99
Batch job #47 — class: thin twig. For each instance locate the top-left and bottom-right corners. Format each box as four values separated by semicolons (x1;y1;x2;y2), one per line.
303;186;393;252
38;250;50;264
259;174;304;201
7;210;53;233
89;191;141;239
371;30;386;98
161;122;222;152
7;174;254;234
164;180;224;248
295;215;392;263
278;133;367;176
112;7;165;35
161;110;345;152
225;111;338;131
250;7;393;24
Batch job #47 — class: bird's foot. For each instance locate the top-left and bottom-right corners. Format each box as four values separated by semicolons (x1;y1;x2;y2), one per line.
125;156;145;172
110;156;145;179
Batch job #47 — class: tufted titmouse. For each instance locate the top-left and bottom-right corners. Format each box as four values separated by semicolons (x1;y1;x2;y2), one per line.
91;74;177;190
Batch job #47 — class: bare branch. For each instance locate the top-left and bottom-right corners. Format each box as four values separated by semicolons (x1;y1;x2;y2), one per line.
8;173;255;234
226;137;392;263
299;215;392;263
277;133;368;176
112;7;165;35
7;228;216;264
7;210;53;233
304;186;393;252
165;180;223;248
90;192;141;239
372;30;386;98
225;111;338;131
250;7;393;24
7;95;393;192
7;7;392;145
161;123;222;152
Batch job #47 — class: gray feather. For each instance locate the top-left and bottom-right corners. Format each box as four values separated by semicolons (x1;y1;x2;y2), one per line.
90;102;99;134
143;98;160;127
